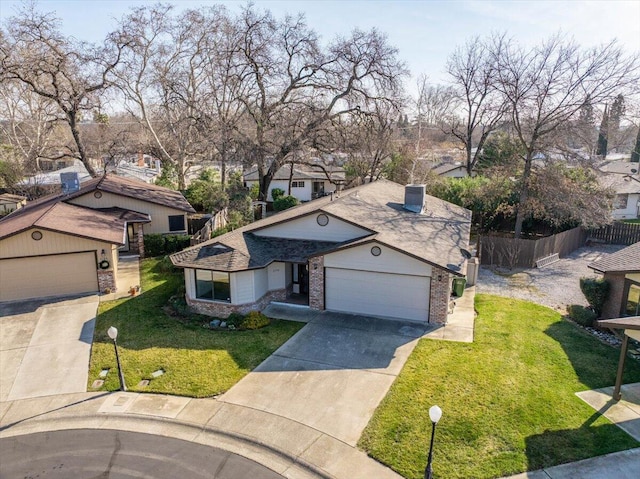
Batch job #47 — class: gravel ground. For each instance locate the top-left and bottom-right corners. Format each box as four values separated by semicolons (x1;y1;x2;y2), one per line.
477;244;627;312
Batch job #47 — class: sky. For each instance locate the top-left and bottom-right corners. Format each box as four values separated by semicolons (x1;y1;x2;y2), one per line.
1;0;639;88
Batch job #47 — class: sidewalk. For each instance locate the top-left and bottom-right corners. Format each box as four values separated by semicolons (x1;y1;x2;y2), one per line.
0;391;402;479
500;448;640;478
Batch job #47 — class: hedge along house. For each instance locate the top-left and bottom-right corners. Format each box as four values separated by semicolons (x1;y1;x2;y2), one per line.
0;174;194;302
171;180;472;324
588;242;640;319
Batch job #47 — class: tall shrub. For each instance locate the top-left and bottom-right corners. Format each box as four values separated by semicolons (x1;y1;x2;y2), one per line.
579;277;610;316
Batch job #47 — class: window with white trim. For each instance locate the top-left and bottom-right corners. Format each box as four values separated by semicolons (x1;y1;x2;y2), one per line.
195;270;231;302
291;181;305;188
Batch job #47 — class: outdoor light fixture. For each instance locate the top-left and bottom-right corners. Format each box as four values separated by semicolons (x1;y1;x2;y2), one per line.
424;405;442;479
107;326;127;392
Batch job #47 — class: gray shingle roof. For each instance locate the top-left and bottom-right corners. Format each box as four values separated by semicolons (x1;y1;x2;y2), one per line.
171;179;472;275
588;242;640;273
599;175;640;195
243;164;345;182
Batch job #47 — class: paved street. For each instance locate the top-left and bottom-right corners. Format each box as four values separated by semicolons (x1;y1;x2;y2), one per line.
0;429;284;478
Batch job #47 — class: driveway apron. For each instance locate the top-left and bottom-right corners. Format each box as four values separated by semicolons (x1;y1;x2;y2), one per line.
0;295;98;401
221;312;429;446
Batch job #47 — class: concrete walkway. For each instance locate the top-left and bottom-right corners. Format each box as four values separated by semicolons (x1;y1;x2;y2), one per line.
423;285;476;342
99;254;142;302
0;295;98;402
0;391;402;479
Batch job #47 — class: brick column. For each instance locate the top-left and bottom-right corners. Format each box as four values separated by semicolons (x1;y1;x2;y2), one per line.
429;266;451;324
97;270;116;293
137;225;145;258
309;256;325;310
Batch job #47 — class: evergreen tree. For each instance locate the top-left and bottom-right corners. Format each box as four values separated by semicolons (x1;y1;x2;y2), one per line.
596;105;608;157
607;94;625;153
632;127;640;163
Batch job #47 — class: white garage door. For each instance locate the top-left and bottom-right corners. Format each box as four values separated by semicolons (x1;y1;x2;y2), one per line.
0;252;99;302
325;268;430;322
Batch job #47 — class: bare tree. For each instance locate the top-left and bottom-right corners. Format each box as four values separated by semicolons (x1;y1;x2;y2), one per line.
446;35;507;175
1;5;127;177
235;6;406;200
412;74;456;159
491;35;639;238
0;79;60;171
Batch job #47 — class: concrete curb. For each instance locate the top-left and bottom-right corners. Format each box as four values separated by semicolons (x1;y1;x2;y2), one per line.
0;392;402;479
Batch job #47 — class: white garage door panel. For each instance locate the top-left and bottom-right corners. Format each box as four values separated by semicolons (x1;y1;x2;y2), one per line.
0;253;98;302
325;268;429;322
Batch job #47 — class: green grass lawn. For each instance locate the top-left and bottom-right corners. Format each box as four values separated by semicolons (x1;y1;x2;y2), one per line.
88;258;303;397
622;219;640;224
359;294;640;479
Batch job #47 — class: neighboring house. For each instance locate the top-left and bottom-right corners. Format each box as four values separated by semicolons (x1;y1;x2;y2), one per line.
431;162;469;178
0;174;194;302
0;193;27;216
244;164;346;202
598;159;639;176
588;242;640;319
19;159;93;188
600;174;640;220
171;180;472;325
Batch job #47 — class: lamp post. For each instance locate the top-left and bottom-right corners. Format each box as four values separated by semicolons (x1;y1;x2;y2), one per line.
107;326;127;391
424;405;442;479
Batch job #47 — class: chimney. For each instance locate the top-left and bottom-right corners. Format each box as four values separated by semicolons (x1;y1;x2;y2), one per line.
404;184;426;213
138;152;145;167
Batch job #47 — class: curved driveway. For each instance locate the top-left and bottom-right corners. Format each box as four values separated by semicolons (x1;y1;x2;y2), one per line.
0;429;284;478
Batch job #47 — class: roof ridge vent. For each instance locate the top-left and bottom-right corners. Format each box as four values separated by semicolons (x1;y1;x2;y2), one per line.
404;184;426;213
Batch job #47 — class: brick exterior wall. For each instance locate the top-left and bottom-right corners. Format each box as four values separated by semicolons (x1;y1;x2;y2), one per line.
97;270;116;293
136;225;145;257
309;256;325;310
601;272;626;319
186;288;288;318
429;266;451;324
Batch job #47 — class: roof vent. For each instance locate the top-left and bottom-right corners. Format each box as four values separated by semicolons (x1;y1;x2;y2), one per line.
60;172;80;194
404;184;426;213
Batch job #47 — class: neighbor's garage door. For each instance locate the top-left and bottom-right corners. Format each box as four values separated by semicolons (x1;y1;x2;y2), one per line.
0;252;99;302
325;268;430;322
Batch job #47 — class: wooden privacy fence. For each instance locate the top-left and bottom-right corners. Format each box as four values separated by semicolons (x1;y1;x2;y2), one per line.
587;222;640;246
479;226;587;269
190;208;228;246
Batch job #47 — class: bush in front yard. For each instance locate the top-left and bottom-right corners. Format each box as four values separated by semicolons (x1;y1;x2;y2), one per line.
226;312;245;328
273;195;299;211
567;304;597;327
144;234;191;256
579;278;610;316
240;311;271;330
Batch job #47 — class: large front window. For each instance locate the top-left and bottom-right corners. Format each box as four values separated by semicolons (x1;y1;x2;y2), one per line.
624;282;640;316
195;270;231;302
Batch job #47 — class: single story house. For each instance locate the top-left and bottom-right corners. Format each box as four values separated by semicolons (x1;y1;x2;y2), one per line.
171;180;472;324
0;174;194;302
244;164;346;202
600;174;640;220
588;242;640;318
431;162;469;178
0;193;27;216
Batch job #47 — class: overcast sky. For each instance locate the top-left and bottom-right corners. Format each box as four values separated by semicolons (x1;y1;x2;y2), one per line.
1;0;639;87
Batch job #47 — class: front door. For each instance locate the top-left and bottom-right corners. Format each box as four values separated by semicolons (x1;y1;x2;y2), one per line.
292;263;309;295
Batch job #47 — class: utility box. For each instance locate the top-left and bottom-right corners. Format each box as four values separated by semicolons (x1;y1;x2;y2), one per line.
452;277;466;297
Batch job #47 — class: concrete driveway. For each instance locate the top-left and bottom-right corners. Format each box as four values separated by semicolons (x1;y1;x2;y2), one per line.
0;295;98;402
221;311;430;446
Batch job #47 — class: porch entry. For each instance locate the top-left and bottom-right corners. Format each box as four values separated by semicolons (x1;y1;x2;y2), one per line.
290;262;309;305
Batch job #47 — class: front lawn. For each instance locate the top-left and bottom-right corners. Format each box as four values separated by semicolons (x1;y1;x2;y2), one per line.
622;219;640;224
360;294;640;479
88;258;303;397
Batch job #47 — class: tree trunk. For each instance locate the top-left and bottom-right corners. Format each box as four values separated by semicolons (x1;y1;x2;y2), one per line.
466;142;473;175
67;111;97;177
513;152;533;239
